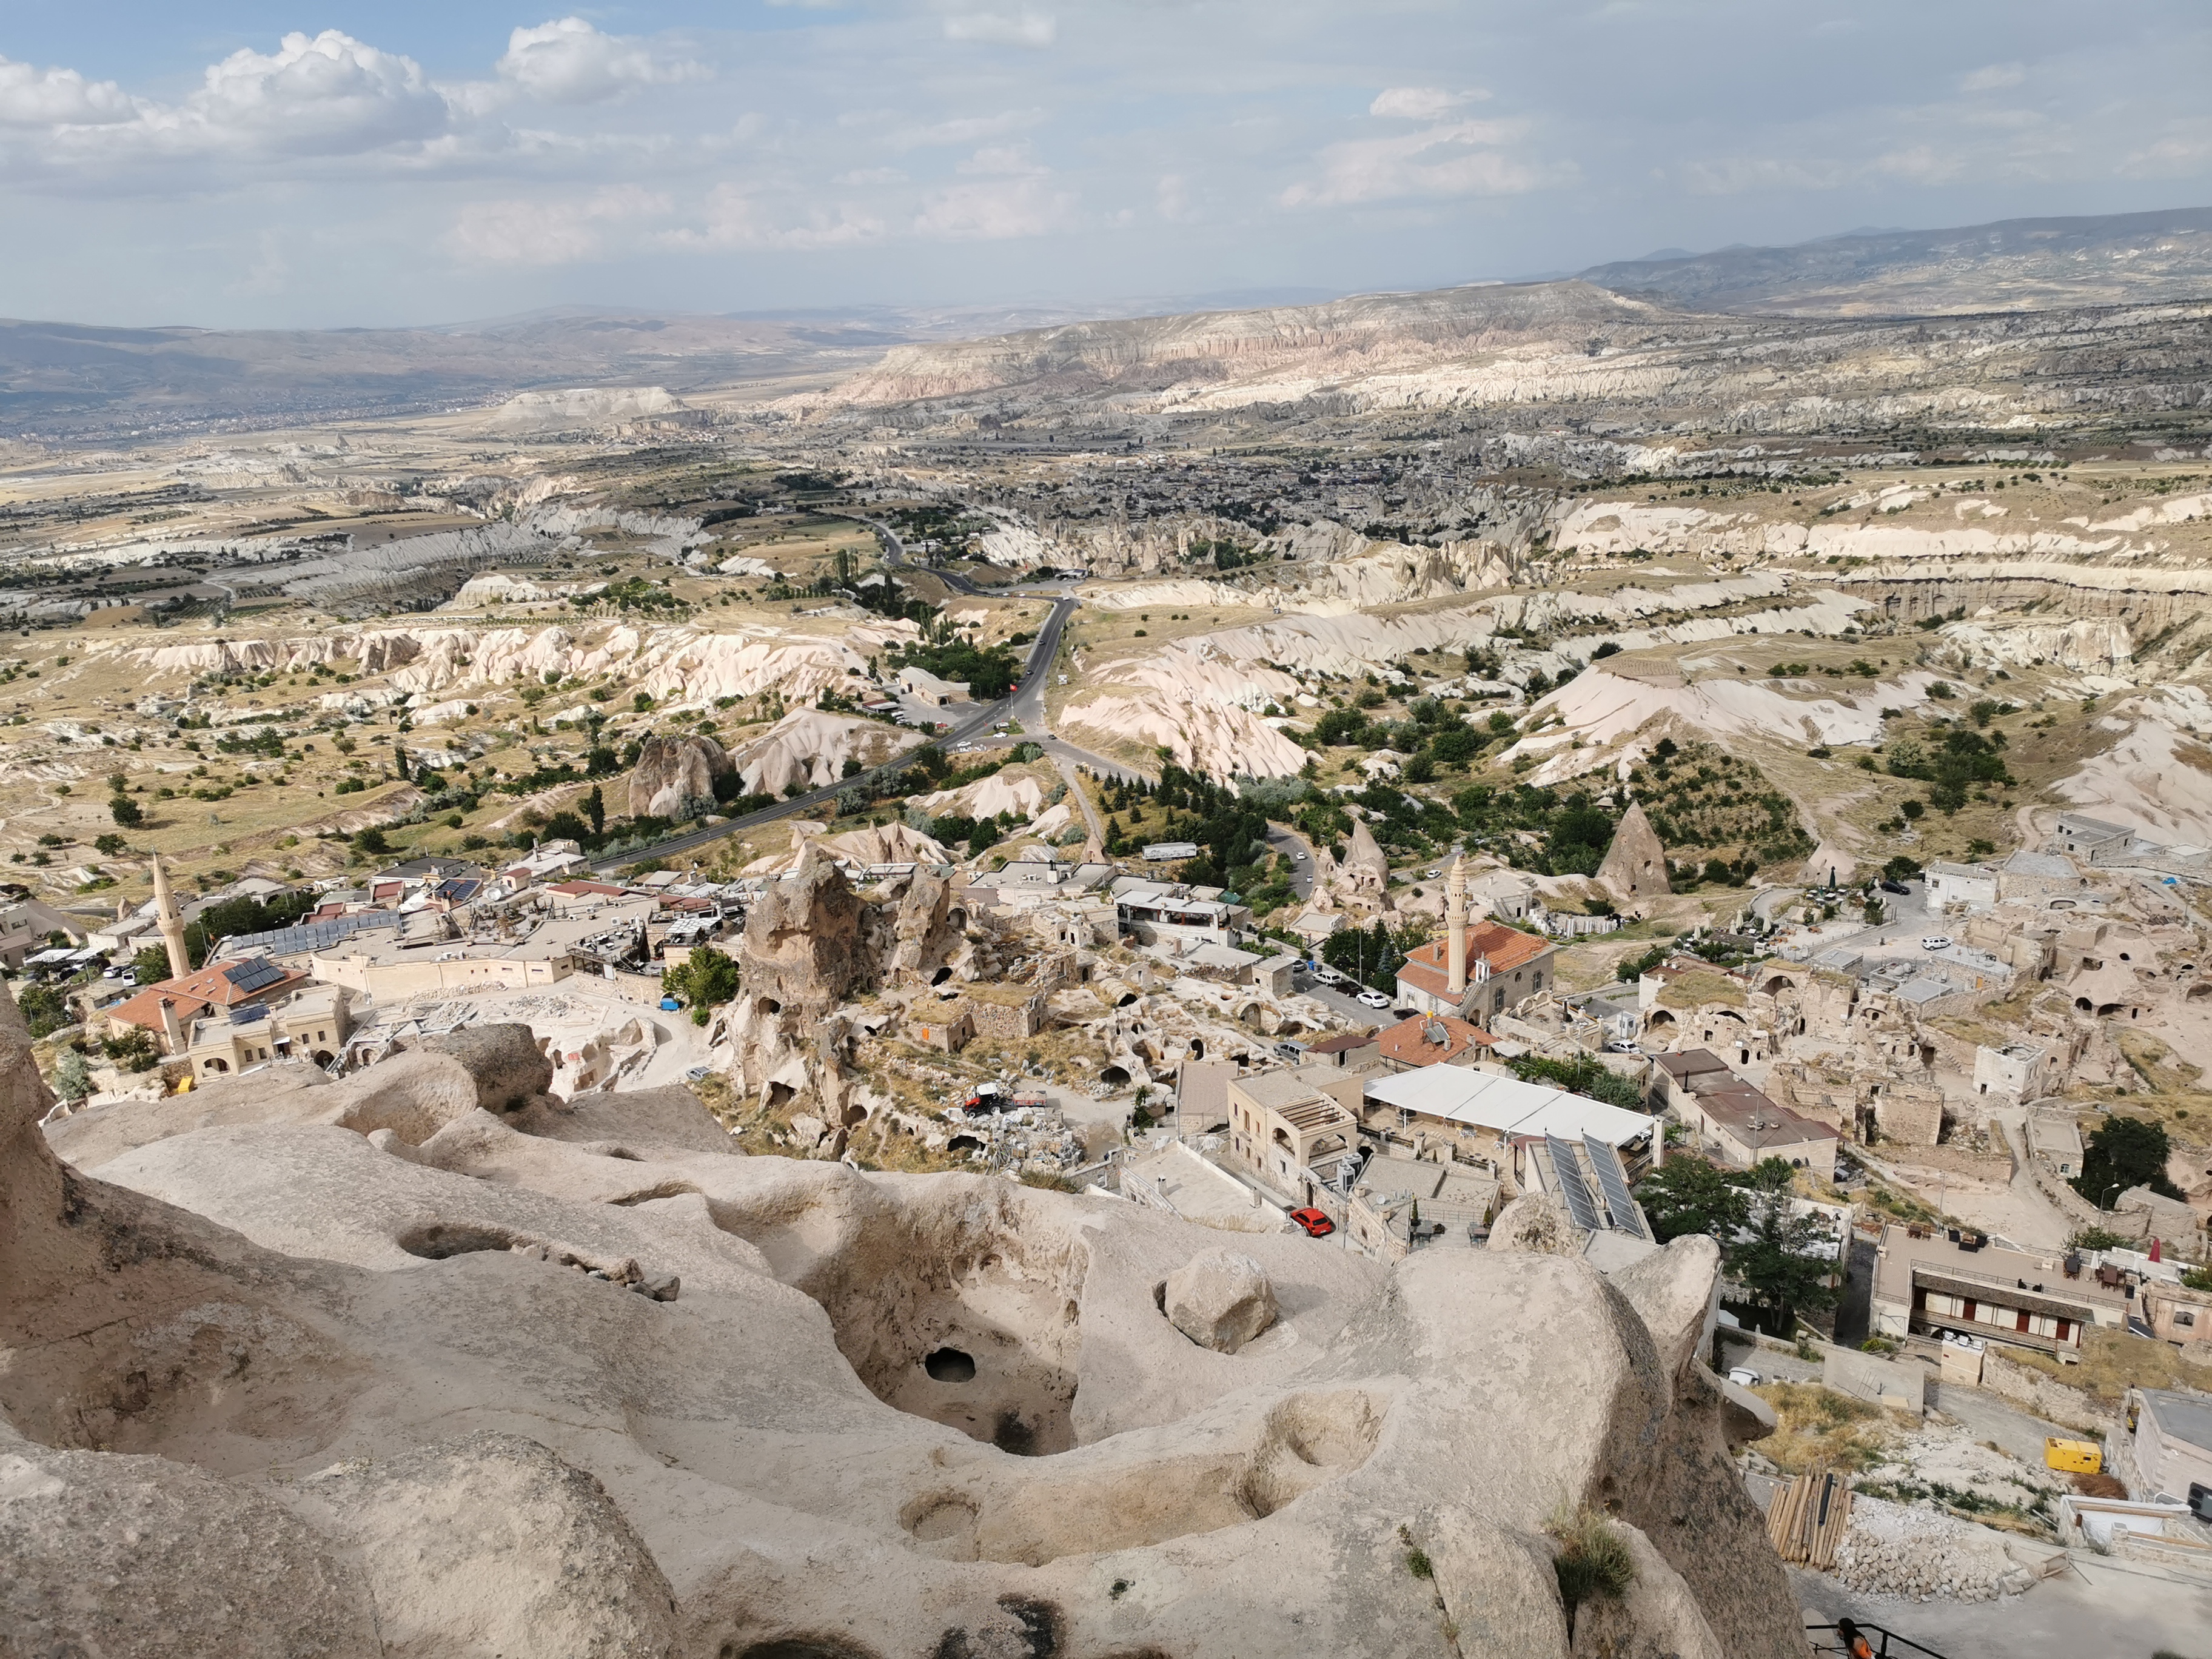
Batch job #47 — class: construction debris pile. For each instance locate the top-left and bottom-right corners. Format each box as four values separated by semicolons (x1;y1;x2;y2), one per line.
1831;1495;2040;1604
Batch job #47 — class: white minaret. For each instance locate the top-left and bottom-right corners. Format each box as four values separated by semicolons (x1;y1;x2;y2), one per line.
152;853;190;982
1446;854;1469;997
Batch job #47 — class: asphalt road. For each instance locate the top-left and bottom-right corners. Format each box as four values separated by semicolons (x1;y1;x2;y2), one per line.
1266;822;1316;902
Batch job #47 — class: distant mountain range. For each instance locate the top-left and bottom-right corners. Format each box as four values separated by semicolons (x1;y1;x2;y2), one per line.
1577;205;2212;315
5;209;2209;436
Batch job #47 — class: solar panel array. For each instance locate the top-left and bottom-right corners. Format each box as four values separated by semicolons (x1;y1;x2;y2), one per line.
1584;1134;1645;1239
1546;1133;1604;1232
222;958;286;993
217;910;403;959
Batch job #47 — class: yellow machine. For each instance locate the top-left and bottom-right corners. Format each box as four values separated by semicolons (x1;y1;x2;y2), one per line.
2045;1437;2102;1475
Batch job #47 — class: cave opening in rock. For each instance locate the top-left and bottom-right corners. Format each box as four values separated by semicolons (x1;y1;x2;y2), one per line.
924;1347;977;1382
1100;1065;1130;1087
766;1204;1088;1458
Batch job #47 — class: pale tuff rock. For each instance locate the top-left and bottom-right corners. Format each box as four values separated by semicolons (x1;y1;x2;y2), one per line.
1487;1191;1580;1256
725;708;926;797
736;846;868;1021
1164;1248;1281;1353
279;1433;680;1657
627;732;734;819
0;1420;382;1659
885;866;965;986
1598;800;1671;903
1803;842;1859;886
484;386;685;430
4;968;1807;1658
1340;816;1391;900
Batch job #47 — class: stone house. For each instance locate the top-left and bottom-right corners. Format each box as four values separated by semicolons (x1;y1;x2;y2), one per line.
1974;1041;2053;1101
187;984;350;1077
1224;1070;1359;1197
908;1004;973;1053
1395;917;1555;1022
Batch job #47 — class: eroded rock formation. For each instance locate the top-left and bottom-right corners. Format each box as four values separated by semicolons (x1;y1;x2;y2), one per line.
4;980;1805;1659
628;732;735;819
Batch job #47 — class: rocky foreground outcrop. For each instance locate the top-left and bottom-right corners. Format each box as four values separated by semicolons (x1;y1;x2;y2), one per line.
4;982;1806;1659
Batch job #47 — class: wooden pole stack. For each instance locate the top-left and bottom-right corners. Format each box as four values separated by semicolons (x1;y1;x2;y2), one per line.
1766;1471;1853;1570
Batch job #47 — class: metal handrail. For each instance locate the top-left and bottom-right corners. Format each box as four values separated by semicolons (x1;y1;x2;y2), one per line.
1805;1621;1949;1658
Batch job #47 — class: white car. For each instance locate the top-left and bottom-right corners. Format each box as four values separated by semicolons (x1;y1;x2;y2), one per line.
1920;935;1954;951
1355;990;1393;1010
1726;1367;1762;1388
1293;850;1309;862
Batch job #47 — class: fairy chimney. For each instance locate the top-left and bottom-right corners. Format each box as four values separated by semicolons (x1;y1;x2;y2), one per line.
1597;801;1670;902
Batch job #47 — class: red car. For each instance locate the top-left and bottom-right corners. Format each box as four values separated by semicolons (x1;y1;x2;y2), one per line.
1289;1207;1335;1238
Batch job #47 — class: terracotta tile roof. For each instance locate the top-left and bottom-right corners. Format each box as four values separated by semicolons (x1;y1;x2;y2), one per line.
1395;956;1453;1002
1399;923;1550;987
108;957;306;1032
1375;1014;1495;1067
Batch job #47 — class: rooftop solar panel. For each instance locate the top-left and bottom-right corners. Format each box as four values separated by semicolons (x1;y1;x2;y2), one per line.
222;958;286;993
217;910;403;959
1547;1133;1603;1232
1584;1134;1645;1239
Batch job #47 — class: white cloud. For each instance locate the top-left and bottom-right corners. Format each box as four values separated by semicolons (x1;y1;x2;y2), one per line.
1156;172;1198;222
1282;118;1557;207
914;175;1074;239
1369;87;1483;121
959;142;1047;176
0;56;136;127
890;108;1044;150
834;166;908;185
495;18;708;106
675;186;885;250
943;13;1057;48
446;186;669;265
21;30;452;165
1959;62;2026;93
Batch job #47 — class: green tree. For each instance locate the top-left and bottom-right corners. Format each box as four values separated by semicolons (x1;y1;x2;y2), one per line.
12;980;75;1039
663;943;740;1026
585;786;605;837
109;794;144;828
352;826;390;857
51;1046;92;1102
133;943;176;984
1729;1191;1842;1325
1635;1158;1751;1244
1507;1053;1646;1113
2074;1115;2182;1205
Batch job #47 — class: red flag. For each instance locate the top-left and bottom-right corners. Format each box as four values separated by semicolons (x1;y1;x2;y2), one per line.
2151;1237;2162;1262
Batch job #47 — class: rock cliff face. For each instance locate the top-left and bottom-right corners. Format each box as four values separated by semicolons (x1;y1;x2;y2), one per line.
736;845;869;1019
4;974;1807;1659
628;732;734;819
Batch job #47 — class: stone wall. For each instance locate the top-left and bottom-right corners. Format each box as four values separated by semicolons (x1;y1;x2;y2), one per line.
960;988;1050;1042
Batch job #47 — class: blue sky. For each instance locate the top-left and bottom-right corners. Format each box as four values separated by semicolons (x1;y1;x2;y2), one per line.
3;2;2208;328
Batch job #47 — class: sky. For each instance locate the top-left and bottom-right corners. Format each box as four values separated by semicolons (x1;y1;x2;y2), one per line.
2;1;2209;329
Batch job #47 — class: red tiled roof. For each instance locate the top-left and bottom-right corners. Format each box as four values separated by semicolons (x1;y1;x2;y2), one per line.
1375;1014;1495;1067
1401;925;1549;981
548;881;624;897
107;957;306;1032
